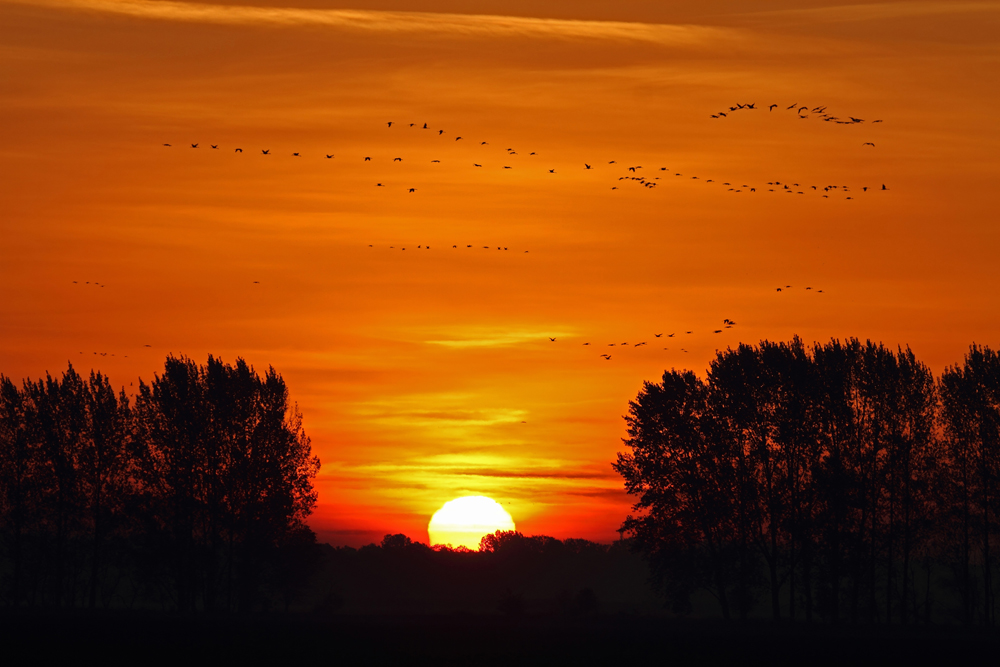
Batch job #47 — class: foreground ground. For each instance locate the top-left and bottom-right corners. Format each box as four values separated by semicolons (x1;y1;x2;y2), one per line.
2;611;997;665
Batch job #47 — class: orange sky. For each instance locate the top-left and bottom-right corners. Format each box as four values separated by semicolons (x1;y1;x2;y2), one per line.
2;0;999;546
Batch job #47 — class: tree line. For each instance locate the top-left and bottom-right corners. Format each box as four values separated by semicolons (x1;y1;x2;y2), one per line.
0;355;320;612
311;531;658;616
615;338;1000;625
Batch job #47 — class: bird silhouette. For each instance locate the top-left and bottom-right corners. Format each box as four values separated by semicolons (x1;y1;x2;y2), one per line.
211;145;218;149
191;143;198;148
364;157;371;161
863;142;875;147
163;143;171;147
438;130;444;135
654;333;662;338
394;157;402;161
769;104;778;111
235;148;243;153
261;149;269;155
585;164;591;169
408;188;416;193
292;152;299;156
549;337;556;342
387;122;393;128
326;154;334;159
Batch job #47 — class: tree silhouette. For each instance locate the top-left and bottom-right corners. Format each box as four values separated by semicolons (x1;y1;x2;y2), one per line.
616;338;953;624
0;355;319;612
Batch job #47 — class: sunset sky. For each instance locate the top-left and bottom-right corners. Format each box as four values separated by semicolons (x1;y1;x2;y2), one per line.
2;0;999;546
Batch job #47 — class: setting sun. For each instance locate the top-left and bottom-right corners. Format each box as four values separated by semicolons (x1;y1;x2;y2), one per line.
427;496;515;550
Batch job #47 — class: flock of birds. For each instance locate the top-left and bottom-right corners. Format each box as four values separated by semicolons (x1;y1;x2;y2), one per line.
151;108;859;363
541;285;828;361
710;101;882;127
161;104;888;202
546;318;742;360
367;244;530;253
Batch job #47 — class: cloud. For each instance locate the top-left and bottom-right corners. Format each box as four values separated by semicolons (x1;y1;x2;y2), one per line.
446;467;616;481
741;1;1000;25
425;331;565;348
22;0;734;46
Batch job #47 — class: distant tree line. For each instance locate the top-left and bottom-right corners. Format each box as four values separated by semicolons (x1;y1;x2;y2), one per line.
615;338;1000;626
0;355;320;612
310;531;658;616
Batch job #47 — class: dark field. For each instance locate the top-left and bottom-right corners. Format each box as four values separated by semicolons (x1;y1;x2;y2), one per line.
2;610;996;665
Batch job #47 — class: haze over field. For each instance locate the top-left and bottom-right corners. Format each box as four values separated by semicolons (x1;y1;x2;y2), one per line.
2;0;998;546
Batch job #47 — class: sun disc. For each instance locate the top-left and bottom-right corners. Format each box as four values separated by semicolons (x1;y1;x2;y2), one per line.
428;495;515;550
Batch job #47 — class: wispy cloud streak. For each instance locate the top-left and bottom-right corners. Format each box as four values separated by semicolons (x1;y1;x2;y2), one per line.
16;0;733;45
741;1;1000;25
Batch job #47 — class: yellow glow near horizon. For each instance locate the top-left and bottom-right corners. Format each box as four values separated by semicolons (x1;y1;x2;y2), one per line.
428;496;515;550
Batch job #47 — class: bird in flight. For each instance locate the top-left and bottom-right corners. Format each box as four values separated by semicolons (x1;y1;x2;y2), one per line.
863;142;875;147
769;104;778;111
364;157;371;161
394;157;402;162
455;136;462;141
549;337;556;342
326;154;334;159
163;143;171;147
474;163;482;167
292;152;299;156
261;149;269;155
211;145;218;149
585;164;591;169
191;143;198;148
549;169;556;173
438;130;445;135
408;188;416;193
387;122;393;127
654;333;662;338
235;148;243;153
